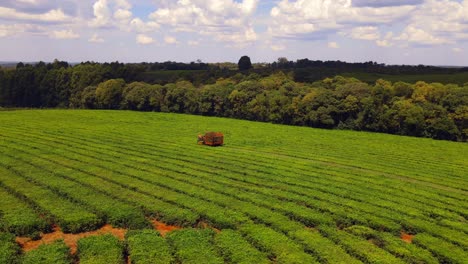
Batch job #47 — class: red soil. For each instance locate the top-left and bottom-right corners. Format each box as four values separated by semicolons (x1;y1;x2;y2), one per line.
151;220;182;237
16;224;127;254
197;221;221;233
401;232;414;243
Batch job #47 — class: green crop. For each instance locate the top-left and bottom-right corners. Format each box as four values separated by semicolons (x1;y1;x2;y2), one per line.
0;109;466;263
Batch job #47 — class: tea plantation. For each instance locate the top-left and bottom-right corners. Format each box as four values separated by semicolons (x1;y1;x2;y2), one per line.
0;110;467;263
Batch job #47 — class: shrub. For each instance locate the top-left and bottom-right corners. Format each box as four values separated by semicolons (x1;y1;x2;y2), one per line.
166;228;224;264
22;240;71;264
214;229;269;264
239;223;317;264
125;229;172;264
77;234;124;264
0;233;20;264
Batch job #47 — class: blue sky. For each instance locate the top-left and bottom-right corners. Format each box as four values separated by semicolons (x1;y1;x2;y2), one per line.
0;0;467;65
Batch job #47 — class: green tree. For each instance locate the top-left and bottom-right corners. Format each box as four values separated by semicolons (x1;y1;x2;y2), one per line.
122;82;153;110
95;79;125;109
238;56;253;71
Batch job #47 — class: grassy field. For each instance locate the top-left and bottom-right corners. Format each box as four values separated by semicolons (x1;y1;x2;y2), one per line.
0;110;467;263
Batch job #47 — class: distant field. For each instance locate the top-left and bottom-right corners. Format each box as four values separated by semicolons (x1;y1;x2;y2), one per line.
342;71;468;85
0;110;467;263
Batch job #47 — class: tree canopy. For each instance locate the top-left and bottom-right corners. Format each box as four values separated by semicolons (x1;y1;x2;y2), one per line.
238;56;253;71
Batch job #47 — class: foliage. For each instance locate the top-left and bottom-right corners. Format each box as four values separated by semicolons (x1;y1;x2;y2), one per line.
238;56;253;71
0;233;20;264
22;240;71;264
0;187;49;236
412;233;468;264
166;228;224;264
214;229;269;264
0;60;467;141
0;110;466;264
239;223;318;264
77;234;124;264
125;229;173;264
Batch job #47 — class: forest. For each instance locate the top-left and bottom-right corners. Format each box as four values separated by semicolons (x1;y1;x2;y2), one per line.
0;60;467;141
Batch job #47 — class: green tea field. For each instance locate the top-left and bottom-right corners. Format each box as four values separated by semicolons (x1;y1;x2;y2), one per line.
0;110;467;264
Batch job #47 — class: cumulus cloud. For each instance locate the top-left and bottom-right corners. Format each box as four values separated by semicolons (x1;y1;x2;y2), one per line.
50;29;79;39
0;24;41;37
90;0;136;28
0;6;71;23
149;0;259;45
89;33;104;43
350;26;380;40
130;18;159;33
396;26;451;45
268;0;467;48
375;32;394;47
268;0;416;40
136;34;154;45
0;0;77;16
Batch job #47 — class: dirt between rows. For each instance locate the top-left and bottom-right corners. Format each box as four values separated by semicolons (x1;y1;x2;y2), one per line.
16;221;184;254
16;222;413;254
400;232;414;243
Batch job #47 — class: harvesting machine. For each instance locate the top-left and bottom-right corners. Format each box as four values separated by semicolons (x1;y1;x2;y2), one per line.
198;132;224;146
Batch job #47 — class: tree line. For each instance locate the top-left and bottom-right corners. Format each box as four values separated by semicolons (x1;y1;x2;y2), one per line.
0;60;467;141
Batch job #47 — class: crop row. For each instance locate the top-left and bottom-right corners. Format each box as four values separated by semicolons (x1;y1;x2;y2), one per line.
2;128;464;231
0;165;101;234
0;137;374;260
29;127;468;213
33;125;466;199
7;124;467;219
0;136;460;262
61;122;467;189
0;151;150;230
0;186;48;236
20;116;462;189
2;131;462;249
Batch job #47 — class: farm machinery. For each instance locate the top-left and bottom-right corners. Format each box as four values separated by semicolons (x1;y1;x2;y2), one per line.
198;132;224;146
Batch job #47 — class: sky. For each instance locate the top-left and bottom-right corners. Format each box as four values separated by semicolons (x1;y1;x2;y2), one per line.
0;0;467;65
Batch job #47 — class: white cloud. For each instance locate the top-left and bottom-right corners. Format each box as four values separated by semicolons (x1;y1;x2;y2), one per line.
396;26;451;45
452;47;462;53
136;34;154;45
130;18;159;33
89;33;104;43
267;0;415;39
268;0;468;48
90;0;133;28
271;44;286;51
0;6;71;23
393;0;468;45
350;26;380;40
50;29;79;39
114;9;132;21
90;0;111;27
376;32;393;47
164;36;178;44
328;42;339;48
149;0;259;45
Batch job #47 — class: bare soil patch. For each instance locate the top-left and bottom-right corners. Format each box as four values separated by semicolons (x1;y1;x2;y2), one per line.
151;220;183;237
401;232;414;243
16;224;127;254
